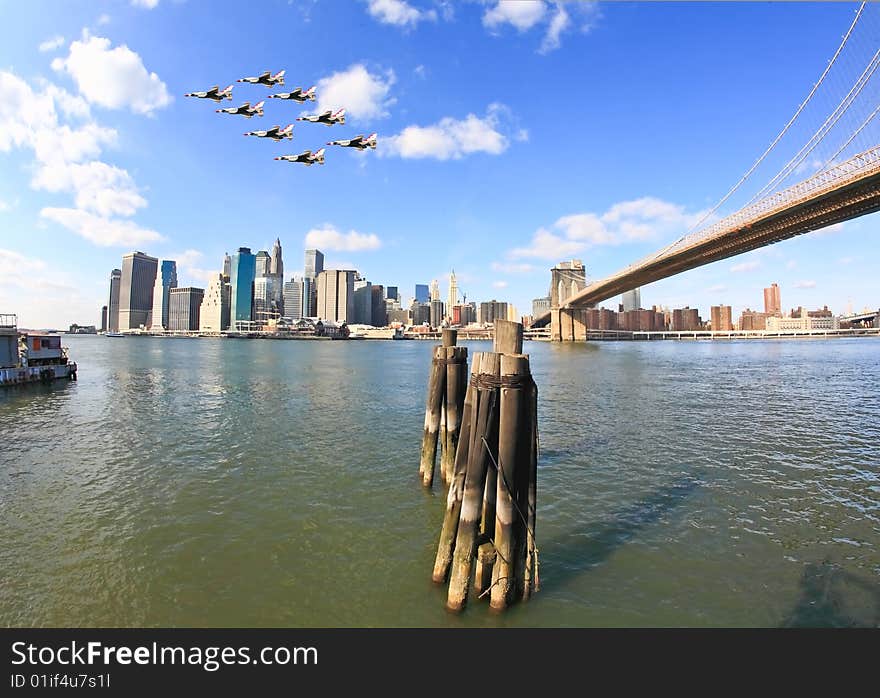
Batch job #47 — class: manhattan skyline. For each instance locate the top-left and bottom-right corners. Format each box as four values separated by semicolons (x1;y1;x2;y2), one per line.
1;1;879;328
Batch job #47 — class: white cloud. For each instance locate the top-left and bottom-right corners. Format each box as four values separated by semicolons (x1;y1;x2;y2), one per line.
381;103;513;159
707;284;727;293
367;0;437;28
0;248;47;275
52;32;171;115
730;260;760;273
316;64;395;121
414;64;427;79
793;280;816;289
509;228;587;260
33;160;146;217
483;1;547;31
97;14;111;25
492;280;509;289
131;0;159;8
40;207;164;247
304;224;381;252
811;221;845;237
786;260;797;269
491;261;534;273
505;196;708;261
39;36;65;53
0;199;12;212
540;3;570;53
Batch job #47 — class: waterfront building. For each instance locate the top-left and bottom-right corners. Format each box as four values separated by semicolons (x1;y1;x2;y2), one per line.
253;276;274;324
507;304;519;322
255;250;271;278
230;247;256;327
199;273;231;333
305;249;324;280
371;285;386;327
100;305;107;332
711;305;733;331
168;287;205;331
149;259;178;330
622;287;641;313
387;308;410;326
739;308;769;331
108;268;121;333
283;277;311;321
766;314;840;331
447;271;458;318
414;284;429;304
411;302;431;326
429;279;440;302
764;283;781;316
430;299;445;328
791;305;833;319
671;307;702;331
119;251;158;330
386;286;399;301
479;300;508;325
353;278;373;325
316;269;355;323
532;296;551;317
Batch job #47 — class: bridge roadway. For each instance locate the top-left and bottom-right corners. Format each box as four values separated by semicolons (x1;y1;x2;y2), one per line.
533;147;880;335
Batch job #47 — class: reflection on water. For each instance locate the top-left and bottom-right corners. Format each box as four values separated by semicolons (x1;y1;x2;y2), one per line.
1;335;878;627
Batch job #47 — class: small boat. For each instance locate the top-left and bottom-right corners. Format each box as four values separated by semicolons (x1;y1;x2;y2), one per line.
105;332;124;337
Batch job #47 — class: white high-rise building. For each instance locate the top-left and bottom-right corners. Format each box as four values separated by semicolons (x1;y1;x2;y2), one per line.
199;273;230;332
622;287;641;312
430;278;440;301
447;270;458;317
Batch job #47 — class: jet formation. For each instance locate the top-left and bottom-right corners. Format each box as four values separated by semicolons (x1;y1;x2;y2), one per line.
186;70;375;168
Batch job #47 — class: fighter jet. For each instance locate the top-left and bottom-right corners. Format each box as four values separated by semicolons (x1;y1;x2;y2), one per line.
274;148;326;166
216;101;265;118
237;70;285;87
244;124;294;141
327;133;377;150
296;108;345;126
268;85;316;103
184;84;234;102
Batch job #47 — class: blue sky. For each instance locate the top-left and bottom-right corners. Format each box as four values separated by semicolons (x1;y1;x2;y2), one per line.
1;0;878;328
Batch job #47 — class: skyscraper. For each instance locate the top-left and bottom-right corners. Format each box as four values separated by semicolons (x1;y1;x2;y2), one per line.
119;251;158;330
414;284;429;304
100;305;107;332
622;287;641;312
230;247;256;328
386;286;399;301
150;259;178;330
430;299;444;328
270;237;283;278
764;283;781;316
168;287;204;331
107;268;121;333
283;277;306;321
316;269;355;323
353;277;373;324
305;249;324;280
447;270;458;316
222;253;231;281
255;250;271;278
430;279;440;301
199;273;231;332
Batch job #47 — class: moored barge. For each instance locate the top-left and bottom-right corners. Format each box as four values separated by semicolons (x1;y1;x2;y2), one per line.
0;314;77;387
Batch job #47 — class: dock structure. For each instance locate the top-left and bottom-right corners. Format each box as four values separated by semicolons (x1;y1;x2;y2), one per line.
0;314;77;387
428;320;539;612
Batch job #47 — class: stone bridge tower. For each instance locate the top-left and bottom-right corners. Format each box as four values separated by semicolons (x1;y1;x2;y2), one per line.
549;259;588;341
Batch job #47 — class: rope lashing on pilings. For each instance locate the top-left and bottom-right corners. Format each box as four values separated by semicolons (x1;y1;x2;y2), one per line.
469;373;533;390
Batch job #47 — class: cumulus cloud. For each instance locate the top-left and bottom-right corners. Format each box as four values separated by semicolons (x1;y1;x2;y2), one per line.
39;36;65;53
509;228;587;260
506;197;707;261
366;0;437;28
316;64;395;121
793;280;817;289
483;1;547;31
381;103;515;159
730;260;760;273
0;68;160;247
52;32;171;115
304;224;382;252
40;207;164;247
492;280;509;289
131;0;159;8
483;1;599;53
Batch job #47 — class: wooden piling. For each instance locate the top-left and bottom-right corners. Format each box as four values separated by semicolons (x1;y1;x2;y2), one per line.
493;318;523;355
490;353;531;611
446;352;500;612
442;345;467;485
522;375;539;600
419;344;446;487
432;352;480;583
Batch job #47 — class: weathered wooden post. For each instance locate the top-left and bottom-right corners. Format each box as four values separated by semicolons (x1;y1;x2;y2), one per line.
419;344;446;487
441;329;466;485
